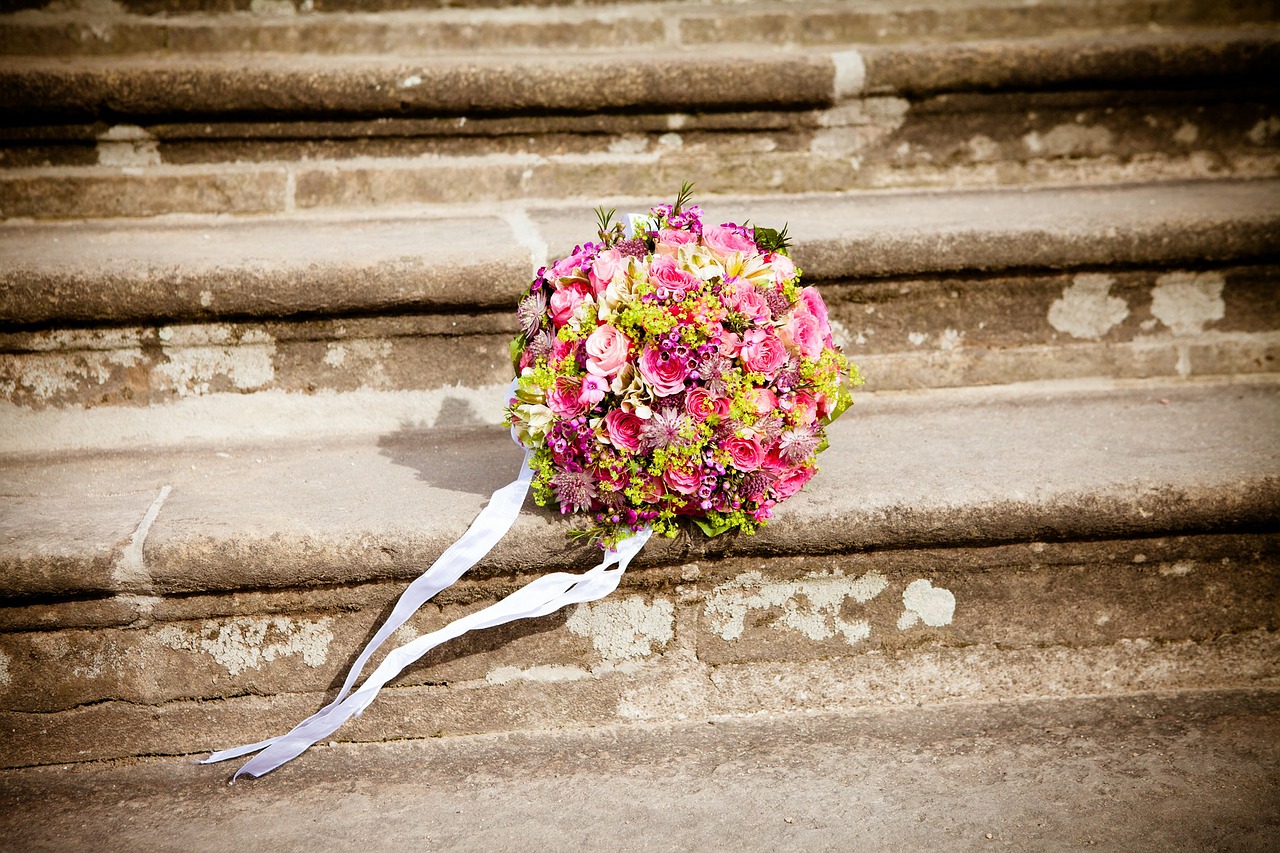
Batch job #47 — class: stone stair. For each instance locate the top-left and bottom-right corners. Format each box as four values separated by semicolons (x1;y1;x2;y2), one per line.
0;1;1276;831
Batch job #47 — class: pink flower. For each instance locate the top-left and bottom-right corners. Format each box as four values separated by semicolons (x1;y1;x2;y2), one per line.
685;386;729;422
717;331;743;357
547;377;587;418
639;346;690;397
579;374;607;409
702;224;757;258
549;285;586;328
770;253;796;284
797;286;834;346
585;324;631;379
648;255;700;301
550;337;577;369
721;279;770;325
779;311;823;359
663;465;702;495
603;409;643;452
752;387;779;416
740;328;788;377
655;228;697;256
772;464;815;499
550;248;591;281
791;390;818;425
589;248;626;296
725;435;765;472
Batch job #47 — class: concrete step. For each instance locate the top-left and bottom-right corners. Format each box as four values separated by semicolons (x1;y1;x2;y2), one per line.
1;690;1277;847
2;180;1277;436
4;0;1278;57
2;29;1275;218
1;378;1276;764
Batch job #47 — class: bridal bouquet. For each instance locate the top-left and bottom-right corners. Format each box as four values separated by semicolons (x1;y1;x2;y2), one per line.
507;185;860;546
206;185;860;780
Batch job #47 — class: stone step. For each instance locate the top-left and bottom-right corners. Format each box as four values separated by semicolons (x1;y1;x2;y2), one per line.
0;378;1276;764
2;28;1275;219
1;690;1277;846
2;180;1277;436
4;0;1277;57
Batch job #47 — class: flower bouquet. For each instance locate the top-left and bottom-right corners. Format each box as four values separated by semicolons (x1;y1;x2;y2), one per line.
205;185;859;780
507;183;861;546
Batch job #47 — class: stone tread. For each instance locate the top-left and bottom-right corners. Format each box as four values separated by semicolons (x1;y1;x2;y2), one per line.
0;689;1277;850
1;376;1276;602
1;28;1276;121
3;179;1278;327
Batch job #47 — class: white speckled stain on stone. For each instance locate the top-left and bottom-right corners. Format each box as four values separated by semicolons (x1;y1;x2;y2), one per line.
897;579;957;630
938;328;963;351
0;648;10;690
1048;274;1129;339
907;331;928;347
0;328;146;403
705;570;888;646
1159;561;1196;577
566;596;674;661
153;616;333;677
1247;116;1280;145
1023;123;1114;158
1173;122;1199;145
320;339;395;389
154;325;276;397
1150;271;1226;336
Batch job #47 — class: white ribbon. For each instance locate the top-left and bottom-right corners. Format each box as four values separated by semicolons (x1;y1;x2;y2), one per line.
204;446;652;781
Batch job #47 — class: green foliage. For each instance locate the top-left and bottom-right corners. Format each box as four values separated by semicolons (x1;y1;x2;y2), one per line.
673;181;696;214
754;223;792;255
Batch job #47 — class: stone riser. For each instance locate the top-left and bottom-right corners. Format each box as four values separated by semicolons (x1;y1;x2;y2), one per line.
1;534;1275;766
2;265;1275;413
3;91;1276;219
4;0;1277;57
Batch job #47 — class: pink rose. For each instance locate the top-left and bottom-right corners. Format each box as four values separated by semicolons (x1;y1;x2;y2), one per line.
549;285;586;328
779;311;823;359
589;248;626;296
797;286;834;346
655;228;697;256
725;435;765;472
685;386;728;422
547;377;587;418
752;387;779;416
717;331;743;357
550;248;591;281
791;390;818;425
647;255;700;301
721;280;770;325
772;465;815;500
663;465;702;495
762;447;791;474
701;224;757;258
550;337;577;369
639;346;689;397
603;409;643;452
585;324;631;379
740;328;788;377
770;253;796;284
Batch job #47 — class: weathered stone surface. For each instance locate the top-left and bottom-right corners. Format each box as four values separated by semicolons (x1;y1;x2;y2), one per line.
533;178;1280;282
1;631;1275;767
0;166;288;219
0;215;529;326
0;531;1272;714
4;0;1278;57
1;378;1276;600
0;52;834;122
860;28;1280;96
1;690;1275;849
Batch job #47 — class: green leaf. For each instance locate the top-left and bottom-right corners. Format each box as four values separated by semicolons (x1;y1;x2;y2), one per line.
693;516;735;537
754;223;792;254
673;181;696;214
509;336;524;374
822;379;855;426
